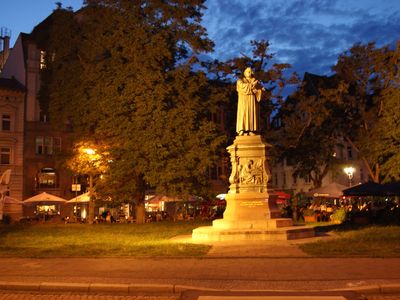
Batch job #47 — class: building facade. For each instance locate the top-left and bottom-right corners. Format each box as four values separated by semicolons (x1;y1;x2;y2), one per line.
1;31;73;201
0;78;25;200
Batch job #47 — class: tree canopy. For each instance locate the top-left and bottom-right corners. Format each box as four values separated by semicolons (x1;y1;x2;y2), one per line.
38;0;226;222
272;41;399;187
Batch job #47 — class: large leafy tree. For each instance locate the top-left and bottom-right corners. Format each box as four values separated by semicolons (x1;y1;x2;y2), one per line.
371;42;400;182
333;42;399;182
271;73;345;188
38;0;225;223
273;41;399;188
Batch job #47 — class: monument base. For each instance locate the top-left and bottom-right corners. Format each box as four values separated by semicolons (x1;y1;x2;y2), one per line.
192;225;315;241
191;134;315;241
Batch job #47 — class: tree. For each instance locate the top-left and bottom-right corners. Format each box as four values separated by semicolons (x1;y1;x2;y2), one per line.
271;73;345;188
272;41;400;187
39;0;225;223
372;41;400;182
333;42;399;182
65;141;109;224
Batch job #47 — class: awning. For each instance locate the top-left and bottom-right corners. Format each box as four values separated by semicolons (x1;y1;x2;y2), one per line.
23;192;67;203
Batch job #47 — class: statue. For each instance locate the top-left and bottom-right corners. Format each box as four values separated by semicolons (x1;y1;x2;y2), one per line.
236;67;265;135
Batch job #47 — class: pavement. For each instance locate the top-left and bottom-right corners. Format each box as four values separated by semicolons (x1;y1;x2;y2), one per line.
0;233;399;299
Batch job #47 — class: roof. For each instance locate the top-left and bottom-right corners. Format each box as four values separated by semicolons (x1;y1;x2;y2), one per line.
0;77;26;93
303;72;338;97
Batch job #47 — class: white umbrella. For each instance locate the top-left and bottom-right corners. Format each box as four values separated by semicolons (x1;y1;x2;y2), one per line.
23;192;67;203
307;182;348;198
67;192;90;203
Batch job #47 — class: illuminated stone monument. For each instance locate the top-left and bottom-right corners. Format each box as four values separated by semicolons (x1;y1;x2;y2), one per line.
192;68;314;241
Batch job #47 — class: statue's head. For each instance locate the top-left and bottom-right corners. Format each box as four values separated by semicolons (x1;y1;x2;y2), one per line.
244;67;253;78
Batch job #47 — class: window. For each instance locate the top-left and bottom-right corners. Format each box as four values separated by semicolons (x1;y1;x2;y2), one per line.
53;137;61;153
37;168;57;188
283;172;287;186
347;146;353;160
35;136;44;154
39;111;48;123
40;50;46;69
44;137;53;155
0;147;11;164
35;136;62;155
1;114;10;131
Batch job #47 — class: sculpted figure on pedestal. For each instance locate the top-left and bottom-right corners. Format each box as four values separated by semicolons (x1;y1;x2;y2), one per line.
236;67;265;135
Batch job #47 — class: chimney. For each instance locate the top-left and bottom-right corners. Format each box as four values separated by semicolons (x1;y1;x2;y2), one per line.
0;27;11;71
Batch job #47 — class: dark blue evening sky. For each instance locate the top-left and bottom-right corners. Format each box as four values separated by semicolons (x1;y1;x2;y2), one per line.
2;0;399;77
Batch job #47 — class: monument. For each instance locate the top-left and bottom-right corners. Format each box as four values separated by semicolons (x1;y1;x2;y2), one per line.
192;68;314;241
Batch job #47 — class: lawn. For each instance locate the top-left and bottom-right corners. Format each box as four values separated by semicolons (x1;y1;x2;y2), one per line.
1;221;399;258
0;220;212;258
300;225;400;257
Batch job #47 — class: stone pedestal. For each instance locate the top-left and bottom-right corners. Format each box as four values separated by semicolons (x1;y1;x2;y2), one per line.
192;135;314;241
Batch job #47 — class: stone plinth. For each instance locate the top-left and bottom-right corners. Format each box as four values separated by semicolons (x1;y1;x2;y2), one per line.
192;135;314;241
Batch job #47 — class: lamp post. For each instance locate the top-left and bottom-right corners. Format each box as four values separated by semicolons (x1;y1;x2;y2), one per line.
82;148;96;224
343;167;355;187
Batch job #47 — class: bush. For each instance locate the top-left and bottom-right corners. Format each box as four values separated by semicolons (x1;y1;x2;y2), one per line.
330;208;347;224
1;214;11;224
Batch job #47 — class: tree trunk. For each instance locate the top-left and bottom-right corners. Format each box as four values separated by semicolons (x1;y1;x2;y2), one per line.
135;202;146;224
88;174;94;224
134;173;146;224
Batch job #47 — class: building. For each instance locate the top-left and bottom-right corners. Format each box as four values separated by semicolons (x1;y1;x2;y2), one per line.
1;29;73;201
0;77;25;200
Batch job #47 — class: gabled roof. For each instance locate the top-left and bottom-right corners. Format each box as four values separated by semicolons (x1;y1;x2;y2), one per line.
0;77;26;92
303;72;338;97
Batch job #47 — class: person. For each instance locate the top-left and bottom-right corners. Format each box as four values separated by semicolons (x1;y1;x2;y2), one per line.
236;67;265;135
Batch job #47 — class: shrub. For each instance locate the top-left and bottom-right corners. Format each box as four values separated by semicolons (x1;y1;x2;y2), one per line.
1;214;11;224
330;208;347;224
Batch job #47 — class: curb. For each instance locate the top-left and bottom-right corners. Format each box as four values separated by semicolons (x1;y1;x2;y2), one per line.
0;281;400;295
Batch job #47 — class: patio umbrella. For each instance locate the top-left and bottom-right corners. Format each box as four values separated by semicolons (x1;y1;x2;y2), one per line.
67;192;90;203
307;182;347;198
273;191;291;205
23;192;67;203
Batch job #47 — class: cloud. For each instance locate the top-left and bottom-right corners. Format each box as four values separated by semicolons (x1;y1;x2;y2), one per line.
202;0;400;78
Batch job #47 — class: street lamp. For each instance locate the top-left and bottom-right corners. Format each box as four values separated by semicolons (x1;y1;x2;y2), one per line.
81;147;96;224
343;167;355;187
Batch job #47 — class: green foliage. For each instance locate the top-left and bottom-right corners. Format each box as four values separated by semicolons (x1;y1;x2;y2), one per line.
333;42;399;182
38;1;225;210
271;73;344;188
330;208;347;224
272;41;399;186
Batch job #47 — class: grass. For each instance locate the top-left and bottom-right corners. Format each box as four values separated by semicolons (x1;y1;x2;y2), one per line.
0;220;212;258
300;225;400;257
1;220;399;258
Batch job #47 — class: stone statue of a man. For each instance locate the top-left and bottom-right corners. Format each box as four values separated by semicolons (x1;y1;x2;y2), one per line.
236;67;264;135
